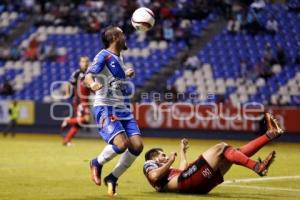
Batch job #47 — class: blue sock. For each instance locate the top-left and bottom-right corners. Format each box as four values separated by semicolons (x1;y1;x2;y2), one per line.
106;173;118;182
91;158;102;168
128;148;142;156
112;144;125;154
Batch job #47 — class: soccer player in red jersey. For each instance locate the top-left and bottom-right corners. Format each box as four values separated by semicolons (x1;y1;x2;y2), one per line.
143;113;284;194
62;56;91;145
65;56;90;109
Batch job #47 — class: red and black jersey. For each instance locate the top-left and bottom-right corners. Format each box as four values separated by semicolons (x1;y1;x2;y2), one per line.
143;160;182;192
68;69;90;114
69;69;85;86
77;103;90;118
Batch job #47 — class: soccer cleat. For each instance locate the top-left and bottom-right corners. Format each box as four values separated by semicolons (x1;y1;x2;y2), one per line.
256;150;276;176
104;174;118;196
89;159;102;186
62;141;72;147
265;113;284;139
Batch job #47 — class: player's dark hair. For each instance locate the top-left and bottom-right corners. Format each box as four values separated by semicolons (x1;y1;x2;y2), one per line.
145;148;163;161
101;26;120;48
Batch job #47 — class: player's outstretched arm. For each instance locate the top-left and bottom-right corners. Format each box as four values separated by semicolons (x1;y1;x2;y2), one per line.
84;73;102;92
179;138;189;170
148;152;177;183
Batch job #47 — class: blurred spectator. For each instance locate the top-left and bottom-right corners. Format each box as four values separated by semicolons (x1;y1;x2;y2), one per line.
56;47;67;63
275;44;287;66
24;35;40;60
263;43;276;66
23;0;35;13
266;16;278;34
255;57;273;80
2;100;19;137
245;15;265;35
0;81;14;95
287;0;300;11
184;55;201;71
0;47;11;60
38;42;57;61
227;2;244;33
162;19;175;41
245;7;257;28
175;20;191;46
4;0;214;47
250;0;266;12
295;52;300;65
227;16;241;33
86;15;101;33
10;46;21;61
137;0;152;7
240;59;252;79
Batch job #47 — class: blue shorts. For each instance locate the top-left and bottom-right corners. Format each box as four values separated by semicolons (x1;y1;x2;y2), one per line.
93;106;141;144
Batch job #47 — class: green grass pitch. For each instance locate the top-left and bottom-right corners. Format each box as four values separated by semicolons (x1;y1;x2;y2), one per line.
0;134;300;200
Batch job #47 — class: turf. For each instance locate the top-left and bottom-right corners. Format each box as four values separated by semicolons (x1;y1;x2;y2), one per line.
0;134;300;200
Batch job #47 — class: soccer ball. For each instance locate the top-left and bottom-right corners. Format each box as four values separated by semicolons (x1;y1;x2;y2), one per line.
131;7;155;32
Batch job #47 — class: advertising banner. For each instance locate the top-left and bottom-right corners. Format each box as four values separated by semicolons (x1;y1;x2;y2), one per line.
134;103;300;133
16;100;35;125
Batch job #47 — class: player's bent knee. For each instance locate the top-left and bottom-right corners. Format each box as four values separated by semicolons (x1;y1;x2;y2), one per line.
216;142;228;156
219;142;228;147
115;139;130;153
112;144;126;154
129;143;143;156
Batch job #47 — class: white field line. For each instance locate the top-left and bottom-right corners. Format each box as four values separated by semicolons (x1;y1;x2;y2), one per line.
222;184;300;193
224;175;300;184
222;175;300;193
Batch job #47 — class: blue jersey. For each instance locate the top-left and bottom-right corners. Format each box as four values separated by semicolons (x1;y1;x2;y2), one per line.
86;49;131;108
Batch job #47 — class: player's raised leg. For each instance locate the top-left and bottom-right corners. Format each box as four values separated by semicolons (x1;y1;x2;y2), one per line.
238;113;284;157
216;113;283;176
202;142;231;172
203;140;276;177
223;144;276;176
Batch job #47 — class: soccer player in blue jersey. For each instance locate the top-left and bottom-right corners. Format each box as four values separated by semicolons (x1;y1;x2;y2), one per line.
84;26;143;196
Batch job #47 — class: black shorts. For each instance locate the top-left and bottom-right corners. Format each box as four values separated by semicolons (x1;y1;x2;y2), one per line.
178;156;224;194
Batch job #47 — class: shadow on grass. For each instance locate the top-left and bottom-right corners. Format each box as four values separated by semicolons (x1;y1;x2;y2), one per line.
138;191;292;199
60;195;131;200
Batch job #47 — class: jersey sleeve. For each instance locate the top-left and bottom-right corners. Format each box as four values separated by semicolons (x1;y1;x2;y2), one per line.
69;71;77;85
86;52;106;74
143;160;159;175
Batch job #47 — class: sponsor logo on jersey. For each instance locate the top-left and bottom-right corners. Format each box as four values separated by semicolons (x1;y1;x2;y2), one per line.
111;62;116;67
107;125;114;133
182;165;197;178
202;167;212;178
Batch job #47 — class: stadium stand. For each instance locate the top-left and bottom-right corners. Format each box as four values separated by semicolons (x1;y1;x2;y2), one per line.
0;11;27;38
168;3;300;105
0;0;215;102
0;1;299;106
